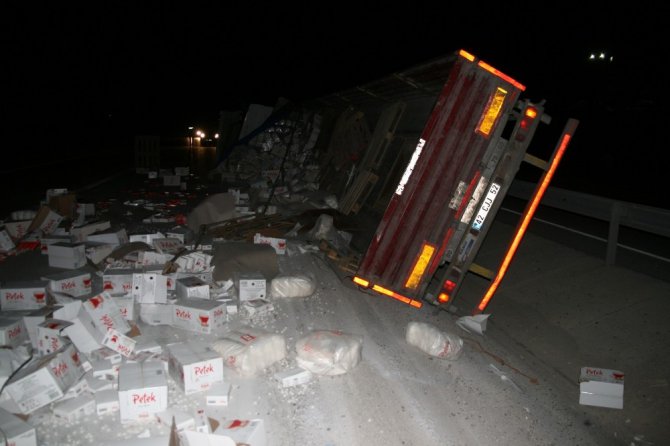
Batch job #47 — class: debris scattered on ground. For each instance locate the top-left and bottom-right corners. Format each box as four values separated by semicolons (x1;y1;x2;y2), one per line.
405;321;464;360
456;314;491;335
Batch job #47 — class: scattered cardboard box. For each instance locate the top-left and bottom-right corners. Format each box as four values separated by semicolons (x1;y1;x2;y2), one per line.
0;281;49;310
0;228;16;252
118;361;168;424
167;341;224;395
205;382;232;406
0;315;28;348
4;343;86;414
172;298;226;334
579;366;624;409
42;270;92;297
0;407;37;446
213;419;266;446
36;319;72;355
253;233;286;255
47;242;87;269
52;393;96;423
236;272;266;301
274;367;313;388
176;276;210;300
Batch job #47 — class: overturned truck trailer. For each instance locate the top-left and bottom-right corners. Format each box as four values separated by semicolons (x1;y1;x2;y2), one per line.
352;49;577;313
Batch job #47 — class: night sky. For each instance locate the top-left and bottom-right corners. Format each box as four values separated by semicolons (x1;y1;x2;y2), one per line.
4;3;668;208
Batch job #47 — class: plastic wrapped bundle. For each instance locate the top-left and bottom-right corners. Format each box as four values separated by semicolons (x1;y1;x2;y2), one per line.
405;321;463;360
296;330;362;375
270;274;316;298
211;326;286;376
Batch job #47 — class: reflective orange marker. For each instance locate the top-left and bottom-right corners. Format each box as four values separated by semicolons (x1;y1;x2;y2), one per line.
475;119;579;314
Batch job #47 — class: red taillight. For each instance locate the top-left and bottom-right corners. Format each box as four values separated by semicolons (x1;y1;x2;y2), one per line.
516;106;538;141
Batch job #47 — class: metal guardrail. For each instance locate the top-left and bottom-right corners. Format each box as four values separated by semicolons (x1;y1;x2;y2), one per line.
507;180;670;265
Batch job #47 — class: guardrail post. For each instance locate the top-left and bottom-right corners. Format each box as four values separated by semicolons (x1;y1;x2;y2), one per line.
606;202;623;265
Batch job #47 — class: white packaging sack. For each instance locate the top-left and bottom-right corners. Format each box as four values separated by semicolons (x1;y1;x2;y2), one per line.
405;321;463;360
269;275;316;298
295;330;362;375
211;326;286;376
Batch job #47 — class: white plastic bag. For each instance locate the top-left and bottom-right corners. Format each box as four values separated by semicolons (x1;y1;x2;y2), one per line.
405;321;463;360
270;274;316;298
211;326;286;376
295;330;362;375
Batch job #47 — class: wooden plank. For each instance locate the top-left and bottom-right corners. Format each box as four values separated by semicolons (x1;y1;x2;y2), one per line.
339;171;378;215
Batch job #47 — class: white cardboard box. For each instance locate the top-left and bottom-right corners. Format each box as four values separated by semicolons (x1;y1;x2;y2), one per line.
4;343;85;414
87;228;128;246
86;374;116;393
85;241;115;264
205;382;232;406
172;298;227;334
0;229;15;252
236;273;266;301
42;270;92;297
55;301;105;354
31;207;64;235
132;271;168;304
139;303;174;326
70;220;111;243
129;232;165;245
213;419;266;446
579;366;624;409
40;234;72;255
47;242;87;269
118;361;168;423
274;367;312;388
103;268;139;295
20;306;60;349
0;280;49;310
167;341;224;395
152;237;183;255
113;294;138;322
3;220;31;240
176;276;210;300
0;315;28;348
0;407;37;446
165;226;194;244
95;388;120;415
82;293;131;336
253;233;286;255
52;393;96;423
62;376;89;400
36;319;72;355
89;347;123;365
102;328;137;358
155;408;195;432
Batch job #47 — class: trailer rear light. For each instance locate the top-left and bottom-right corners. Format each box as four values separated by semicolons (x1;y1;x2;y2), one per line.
372;285;423;308
404;243;436;289
516;106;538;141
475;121;577;314
525;107;538;119
444;279;457;293
353;277;369;288
477;88;508;137
437;292;450;303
